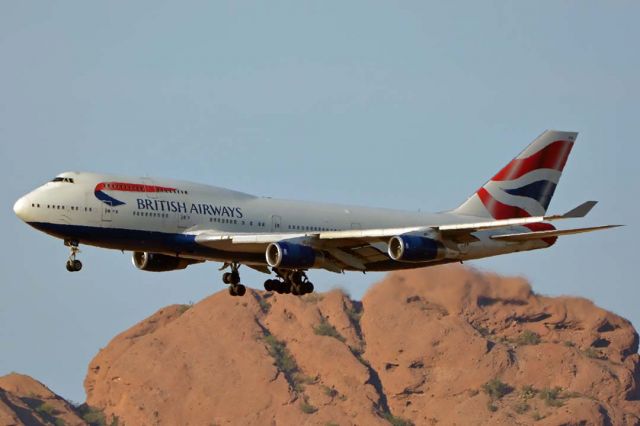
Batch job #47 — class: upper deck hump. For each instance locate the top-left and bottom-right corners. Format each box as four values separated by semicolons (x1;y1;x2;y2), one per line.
56;171;257;200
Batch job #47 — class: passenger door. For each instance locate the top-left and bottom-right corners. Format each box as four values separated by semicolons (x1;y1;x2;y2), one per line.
101;204;113;223
271;215;282;232
178;213;193;229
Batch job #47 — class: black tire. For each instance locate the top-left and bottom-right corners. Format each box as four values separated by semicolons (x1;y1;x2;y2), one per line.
302;281;314;294
228;285;237;296
222;272;232;284
264;280;274;292
274;281;284;294
291;284;301;296
282;282;292;294
230;271;240;285
290;271;304;285
73;260;82;271
235;284;246;297
66;261;74;272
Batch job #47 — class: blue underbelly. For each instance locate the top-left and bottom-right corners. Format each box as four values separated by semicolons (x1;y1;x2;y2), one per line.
26;221;257;261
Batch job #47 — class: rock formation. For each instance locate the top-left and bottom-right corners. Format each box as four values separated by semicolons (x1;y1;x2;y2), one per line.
0;373;85;426
81;265;640;425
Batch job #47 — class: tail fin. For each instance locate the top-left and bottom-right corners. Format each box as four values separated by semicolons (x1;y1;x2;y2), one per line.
454;130;577;219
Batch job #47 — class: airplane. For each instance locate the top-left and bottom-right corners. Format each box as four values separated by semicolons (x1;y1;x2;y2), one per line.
13;130;620;297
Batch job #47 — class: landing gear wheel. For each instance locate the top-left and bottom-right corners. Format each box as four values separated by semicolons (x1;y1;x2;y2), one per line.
264;279;275;292
222;263;242;286
302;281;314;294
65;259;82;272
270;269;315;296
229;284;246;297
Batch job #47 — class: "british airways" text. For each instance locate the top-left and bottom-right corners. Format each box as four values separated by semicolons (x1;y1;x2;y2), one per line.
136;199;243;218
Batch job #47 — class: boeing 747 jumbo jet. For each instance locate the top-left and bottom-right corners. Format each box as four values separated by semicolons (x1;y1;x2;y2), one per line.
14;131;619;297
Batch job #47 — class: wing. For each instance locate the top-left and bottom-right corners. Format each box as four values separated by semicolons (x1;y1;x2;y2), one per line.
194;201;613;271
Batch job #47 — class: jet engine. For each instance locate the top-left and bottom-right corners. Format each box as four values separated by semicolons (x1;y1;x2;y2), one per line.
132;252;200;272
266;242;323;269
388;234;445;262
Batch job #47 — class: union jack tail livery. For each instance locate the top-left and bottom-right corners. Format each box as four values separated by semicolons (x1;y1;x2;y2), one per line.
454;130;577;219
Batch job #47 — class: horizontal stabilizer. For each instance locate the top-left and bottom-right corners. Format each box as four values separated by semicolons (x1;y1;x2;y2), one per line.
490;224;622;242
546;201;598;219
438;201;600;235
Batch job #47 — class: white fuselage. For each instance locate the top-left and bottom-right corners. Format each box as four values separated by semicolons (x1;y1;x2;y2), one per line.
13;171;550;272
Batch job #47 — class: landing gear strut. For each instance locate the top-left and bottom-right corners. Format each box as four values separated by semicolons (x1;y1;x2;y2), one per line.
64;240;82;272
221;263;246;296
264;269;314;296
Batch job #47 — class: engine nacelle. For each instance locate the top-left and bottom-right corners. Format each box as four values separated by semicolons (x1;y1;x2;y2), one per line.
388;235;445;262
132;252;199;272
265;242;322;269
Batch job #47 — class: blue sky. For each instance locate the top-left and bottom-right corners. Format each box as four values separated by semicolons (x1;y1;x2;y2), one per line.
1;1;638;402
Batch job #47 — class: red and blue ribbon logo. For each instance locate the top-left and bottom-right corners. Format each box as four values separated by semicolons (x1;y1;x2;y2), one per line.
94;182;177;206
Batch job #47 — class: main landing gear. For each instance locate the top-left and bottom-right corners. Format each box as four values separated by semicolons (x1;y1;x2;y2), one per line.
64;240;82;272
219;264;315;297
221;263;246;297
264;269;314;296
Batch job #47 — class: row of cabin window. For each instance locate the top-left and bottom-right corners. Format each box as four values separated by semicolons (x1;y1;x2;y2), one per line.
207;217;266;227
132;212;257;224
32;203;93;212
29;203;340;232
210;217;240;224
134;211;168;218
288;224;337;232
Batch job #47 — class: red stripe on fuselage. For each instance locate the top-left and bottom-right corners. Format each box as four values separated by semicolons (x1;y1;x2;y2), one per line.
95;182;177;193
491;140;574;182
477;188;532;219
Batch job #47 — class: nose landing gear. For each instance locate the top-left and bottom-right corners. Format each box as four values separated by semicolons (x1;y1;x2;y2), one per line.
64;240;82;272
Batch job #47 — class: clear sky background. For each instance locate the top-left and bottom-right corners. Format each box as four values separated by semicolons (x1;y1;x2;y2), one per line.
1;1;638;403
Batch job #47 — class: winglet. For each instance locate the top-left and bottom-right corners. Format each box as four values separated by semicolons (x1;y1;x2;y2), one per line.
562;201;598;218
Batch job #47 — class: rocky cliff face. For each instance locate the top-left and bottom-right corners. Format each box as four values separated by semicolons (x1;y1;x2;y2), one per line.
82;265;640;426
0;373;85;426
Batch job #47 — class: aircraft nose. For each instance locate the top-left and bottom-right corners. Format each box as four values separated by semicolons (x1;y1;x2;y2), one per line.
13;196;29;220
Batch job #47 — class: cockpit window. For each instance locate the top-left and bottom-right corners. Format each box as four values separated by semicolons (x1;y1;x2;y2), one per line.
51;177;74;183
